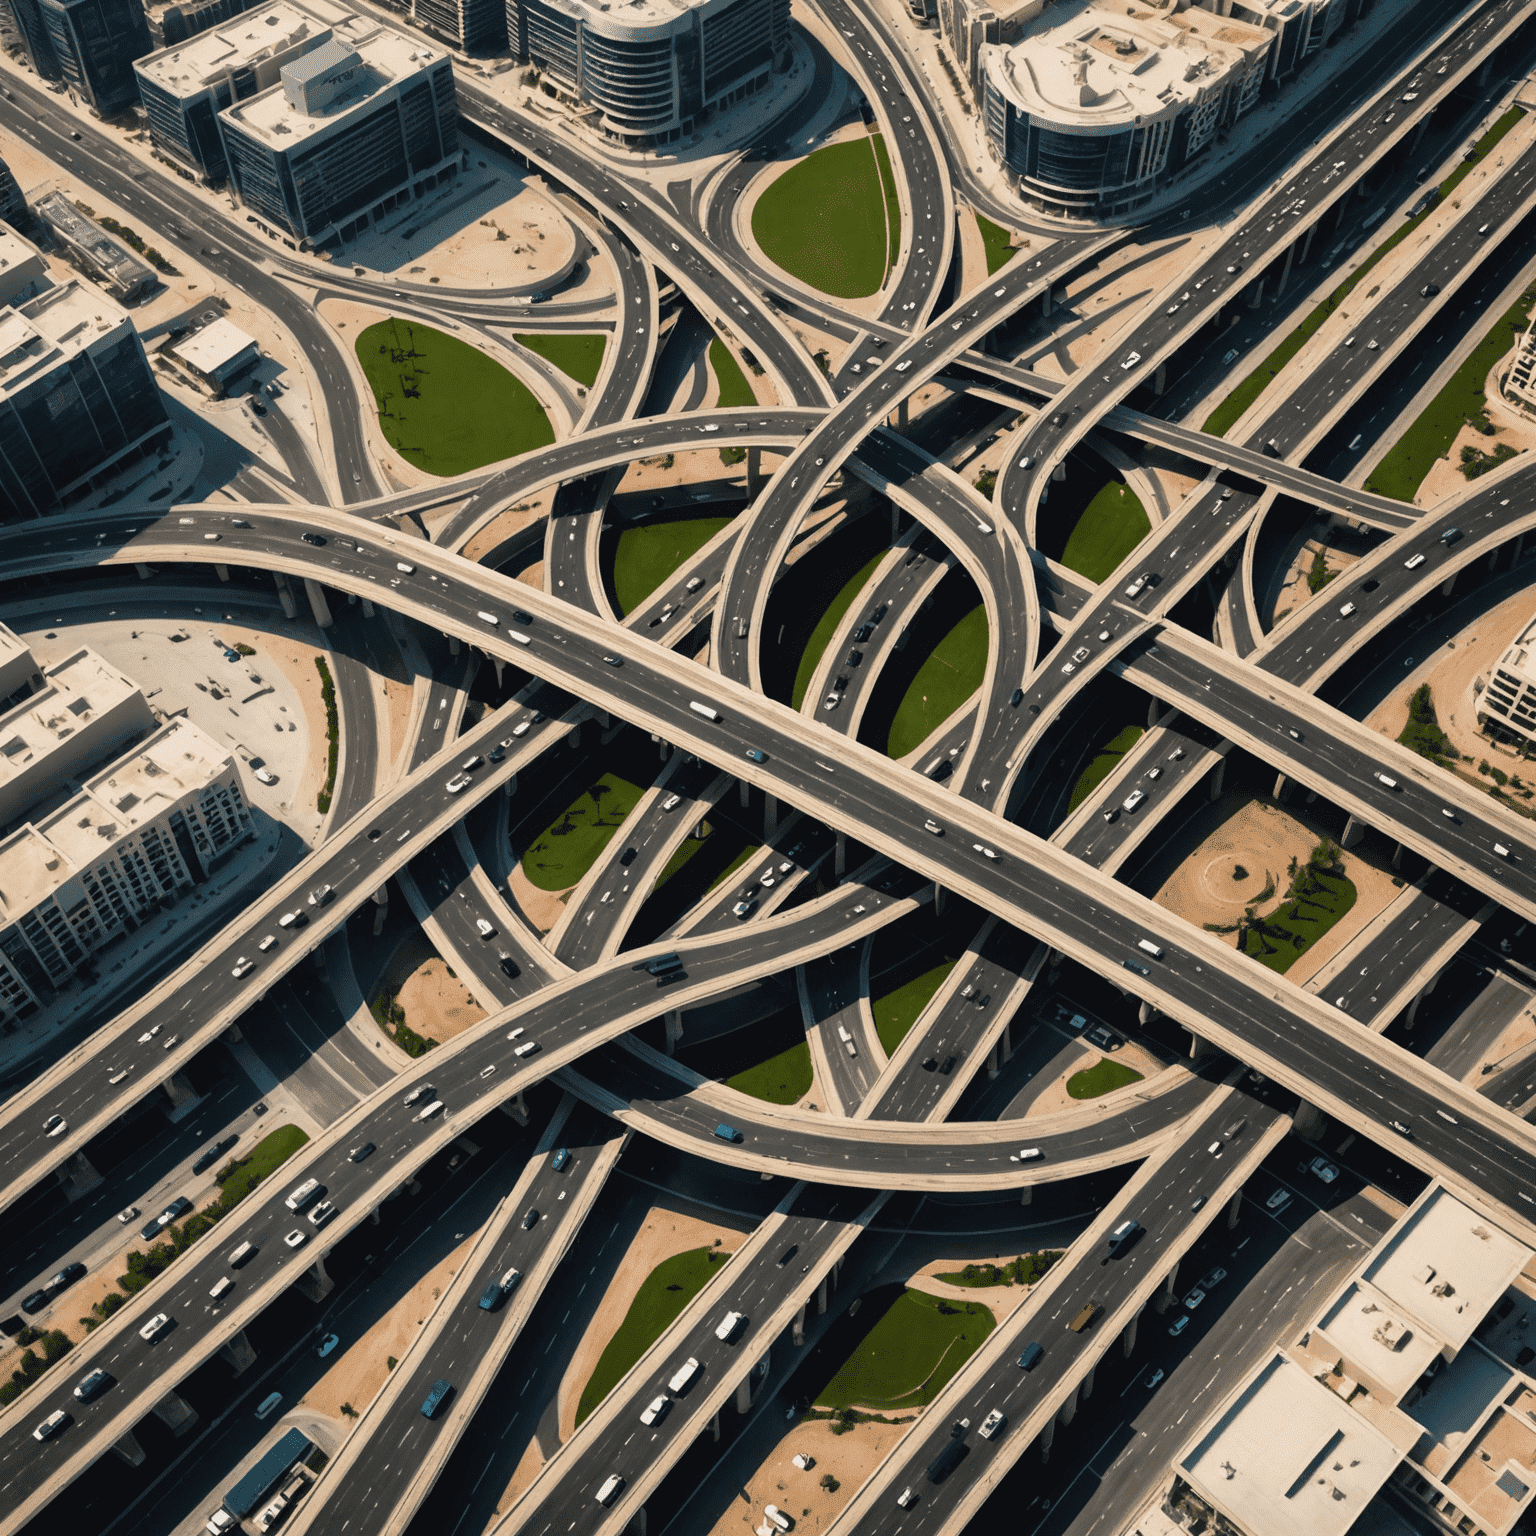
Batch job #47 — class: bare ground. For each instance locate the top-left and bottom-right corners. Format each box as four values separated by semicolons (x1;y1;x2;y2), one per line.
397;955;488;1044
1023;1039;1165;1117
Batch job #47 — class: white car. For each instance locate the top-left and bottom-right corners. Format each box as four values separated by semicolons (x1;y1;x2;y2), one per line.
34;1410;68;1442
823;692;841;711
446;773;471;793
1122;790;1146;813
139;1313;172;1341
1120;351;1142;370
640;1394;670;1426
43;1114;67;1138
476;919;495;938
284;1229;308;1249
231;959;254;978
253;766;276;785
138;1025;162;1043
979;1408;1007;1439
308;1200;336;1227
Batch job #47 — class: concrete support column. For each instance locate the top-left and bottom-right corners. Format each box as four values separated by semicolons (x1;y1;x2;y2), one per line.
736;1350;770;1413
1226;1190;1242;1230
161;1071;198;1109
1081;1363;1096;1401
630;1510;646;1536
56;1149;103;1201
1187;1031;1215;1063
747;447;761;495
1122;1307;1142;1357
1052;462;1066;481
135;562;156;580
152;1391;200;1437
1208;757;1226;800
1273;772;1289;801
447;633;461;656
215;563;231;582
362;597;375;619
1039;1414;1055;1463
1002;1019;1013;1061
296;1256;334;1303
1041;287;1052;317
986;1041;1000;1080
1147;697;1162;730
1059;1383;1079;1425
1440;572;1456;597
710;1410;722;1442
739;779;750;809
1153;362;1166;395
274;572;297;618
793;1303;807;1345
112;1431;147;1467
1392;841;1404;869
1406;986;1430;1028
933;883;946;915
1340;815;1365;849
1512;533;1525;565
506;1091;528;1125
1139;1001;1159;1027
1277;243;1295;293
834;831;846;877
665;1009;684;1055
492;657;503;687
220;1330;258;1375
1247;279;1264;308
567;723;580;750
1020;1183;1032;1206
896;397;909;433
1293;1100;1327;1140
891;504;901;544
504;773;518;797
1299;223;1317;263
303;578;333;629
764;794;778;839
817;1276;829;1315
1163;1262;1179;1301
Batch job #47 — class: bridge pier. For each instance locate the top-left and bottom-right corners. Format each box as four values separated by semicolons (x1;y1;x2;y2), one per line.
834;831;847;877
1139;1001;1159;1027
1340;815;1365;850
739;778;750;809
1392;841;1404;870
747;446;762;495
1272;772;1289;802
135;562;156;580
447;633;461;656
665;1009;683;1055
1247;279;1264;309
56;1149;103;1201
764;794;779;839
362;597;375;619
817;1276;830;1315
215;563;231;582
220;1329;258;1375
112;1431;146;1467
152;1390;200;1438
1081;1363;1096;1401
1187;1031;1215;1064
567;723;581;750
1276;244;1295;294
1440;573;1456;597
1039;1414;1055;1463
1162;1262;1180;1304
710;1410;721;1441
296;1256;334;1302
501;1092;528;1125
1019;1183;1032;1206
933;882;946;915
303;578;334;629
1059;1382;1079;1425
986;1041;1000;1080
1227;1190;1242;1229
1153;363;1166;396
894;398;909;433
274;572;297;618
793;1303;806;1345
1147;697;1164;730
1208;757;1226;799
161;1071;201;1113
1299;223;1318;264
1293;1100;1327;1140
1121;1306;1142;1357
737;1349;770;1412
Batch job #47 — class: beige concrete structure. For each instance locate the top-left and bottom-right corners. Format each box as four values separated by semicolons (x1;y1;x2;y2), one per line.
0;227;46;311
1476;611;1536;748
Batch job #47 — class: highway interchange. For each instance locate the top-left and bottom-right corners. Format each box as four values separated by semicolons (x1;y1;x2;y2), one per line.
4;0;1536;1532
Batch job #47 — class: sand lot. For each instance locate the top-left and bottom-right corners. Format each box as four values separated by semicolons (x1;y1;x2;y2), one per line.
397;955;488;1044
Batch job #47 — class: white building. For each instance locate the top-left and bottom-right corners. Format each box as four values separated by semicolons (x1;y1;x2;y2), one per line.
169;317;262;392
1477;613;1536;748
1163;1186;1536;1536
976;0;1362;218
0;226;47;311
0;717;252;1022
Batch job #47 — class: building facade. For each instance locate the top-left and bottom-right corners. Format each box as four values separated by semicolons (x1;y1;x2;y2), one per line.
37;0;154;117
219;17;460;247
412;0;504;54
1;0;63;81
1476;613;1536;748
0;717;252;1023
975;0;1361;218
0;156;27;231
135;0;350;183
0;281;171;520
511;0;791;146
32;191;158;301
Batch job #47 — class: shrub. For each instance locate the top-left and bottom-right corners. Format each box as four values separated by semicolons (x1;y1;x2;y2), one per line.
315;657;339;813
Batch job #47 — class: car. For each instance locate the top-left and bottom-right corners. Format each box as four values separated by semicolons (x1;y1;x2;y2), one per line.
924;819;944;835
1310;1157;1340;1183
744;748;768;764
1146;767;1162;781
601;654;623;668
921;1056;938;1071
349;1143;375;1163
1010;687;1024;707
1421;282;1440;297
403;1084;434;1106
552;1147;570;1171
231;958;254;978
1184;1288;1206;1309
714;1123;743;1144
1441;527;1464;546
499;955;522;979
317;1333;340;1358
1404;552;1426;570
1102;806;1119;823
1122;790;1146;813
1060;660;1076;676
521;1208;539;1230
1168;1314;1189;1337
308;1200;337;1227
823;692;841;711
1388;1119;1413;1137
1201;1267;1228;1290
21;1289;48;1314
476;919;495;939
73;1369;111;1402
205;1512;237;1536
978;1407;1007;1440
253;766;276;785
48;1262;86;1296
1120;351;1141;370
284;1229;307;1249
1017;1341;1044;1371
43;1113;67;1138
1144;1367;1165;1390
301;532;326;546
33;1410;69;1442
1265;1188;1292;1213
640;1394;671;1426
139;1313;172;1341
446;773;471;793
1226;262;1243;274
732;900;756;919
845;648;863;667
117;1205;139;1224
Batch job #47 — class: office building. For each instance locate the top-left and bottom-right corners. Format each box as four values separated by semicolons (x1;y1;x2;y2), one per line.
135;0;351;184
1162;1186;1536;1536
1;0;63;80
0;227;46;309
158;0;266;47
33;191;158;302
1477;612;1536;748
0;281;171;520
37;0;154;117
413;0;504;53
169;316;261;391
0;717;252;1023
511;0;791;147
0;625;42;713
0;156;29;231
219;16;461;248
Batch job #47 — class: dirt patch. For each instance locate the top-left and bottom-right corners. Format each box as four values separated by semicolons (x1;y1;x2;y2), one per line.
303;1240;470;1425
1024;1040;1164;1117
556;1208;738;1442
506;861;572;935
455;489;552;563
486;1434;548;1531
612;446;767;499
397;955;487;1043
907;1263;1032;1321
1465;1008;1536;1084
1272;530;1363;627
1412;345;1536;508
701;1416;914;1536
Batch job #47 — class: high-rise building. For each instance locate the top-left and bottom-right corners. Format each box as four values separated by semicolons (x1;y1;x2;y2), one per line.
219;15;460;249
412;0;503;53
135;0;351;183
0;156;27;230
510;0;791;147
0;281;171;520
1476;613;1536;749
38;0;154;116
0;716;252;1022
0;228;45;310
0;0;63;80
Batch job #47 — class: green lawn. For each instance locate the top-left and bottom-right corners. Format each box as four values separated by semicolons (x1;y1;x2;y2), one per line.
872;134;901;272
872;960;956;1055
1243;869;1357;974
1069;724;1143;812
975;213;1015;275
752;137;900;299
707;844;761;893
216;1125;310;1205
577;1247;733;1424
887;605;988;759
793;551;885;708
1364;281;1536;500
612;516;731;616
1060;482;1151;583
514;332;606;387
727;1040;813;1103
1066;1058;1143;1099
710;339;756;408
937;1252;1061;1288
1203;106;1526;437
1398;683;1459;763
355;318;554;476
522;772;645;891
815;1289;994;1412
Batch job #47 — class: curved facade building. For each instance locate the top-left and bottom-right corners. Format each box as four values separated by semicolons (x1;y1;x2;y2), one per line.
979;0;1273;218
511;0;790;146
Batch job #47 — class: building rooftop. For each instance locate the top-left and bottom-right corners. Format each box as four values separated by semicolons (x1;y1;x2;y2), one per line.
0;226;45;309
32;192;156;296
1362;1187;1531;1357
171;318;259;376
1489;615;1536;689
528;0;715;35
221;15;445;148
0;718;233;918
1180;1354;1410;1536
1315;1283;1443;1406
135;0;351;96
0;624;31;678
0;282;131;397
0;648;142;791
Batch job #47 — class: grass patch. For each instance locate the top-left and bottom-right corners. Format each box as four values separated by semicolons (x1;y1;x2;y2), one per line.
1203;106;1526;438
727;1040;813;1103
710;338;755;408
793;551;885;709
514;332;606;387
1397;683;1462;764
1059;482;1150;583
522;772;646;891
975;212;1015;275
815;1289;994;1412
937;1252;1062;1288
612;517;731;616
314;657;338;815
370;987;437;1056
216;1125;310;1205
1364;280;1536;500
872;960;956;1055
577;1247;733;1424
887;605;988;759
652;822;710;893
355;317;554;476
707;844;761;893
1068;724;1143;812
0;1329;72;1405
1066;1058;1144;1098
1241;868;1356;974
872;133;901;273
752;136;899;299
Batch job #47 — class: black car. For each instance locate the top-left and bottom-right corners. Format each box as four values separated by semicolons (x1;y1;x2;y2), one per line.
47;1262;86;1295
939;1055;956;1075
511;608;533;625
853;623;874;643
1010;688;1024;707
845;649;863;667
619;846;638;867
21;1289;48;1314
301;532;326;546
870;603;888;624
921;1057;938;1071
521;1208;539;1230
488;747;505;763
349;1143;375;1163
499;956;521;979
777;1244;799;1267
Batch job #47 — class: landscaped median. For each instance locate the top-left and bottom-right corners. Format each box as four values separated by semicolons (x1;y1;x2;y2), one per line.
1060;482;1151;583
521;772;645;891
1202;105;1527;438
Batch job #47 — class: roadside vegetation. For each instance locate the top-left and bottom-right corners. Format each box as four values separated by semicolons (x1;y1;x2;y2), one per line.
314;657;339;815
1203;837;1357;974
1069;724;1144;812
1067;1058;1143;1098
1060;482;1150;583
727;1040;813;1104
975;212;1016;275
937;1251;1062;1288
514;332;606;387
611;515;731;615
793;551;884;708
522;773;646;891
887;605;988;759
872;959;957;1055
